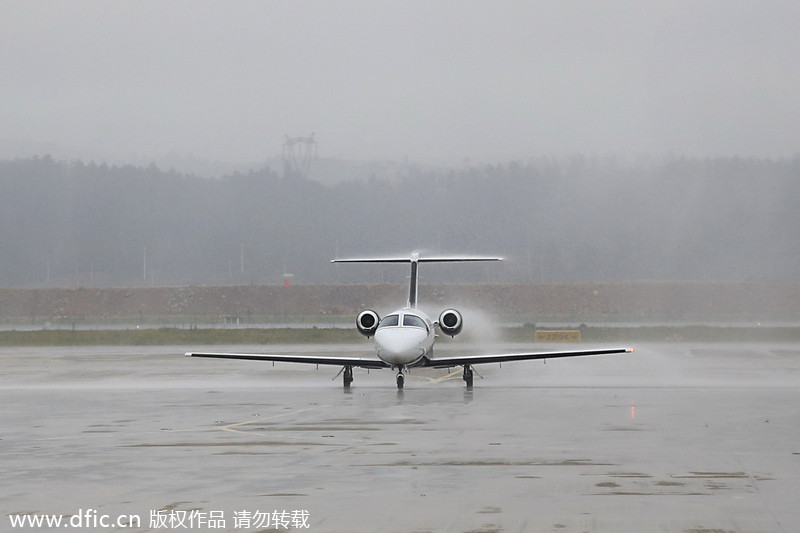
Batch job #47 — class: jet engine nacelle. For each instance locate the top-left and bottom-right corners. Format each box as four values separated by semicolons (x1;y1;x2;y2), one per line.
356;309;380;338
438;308;463;337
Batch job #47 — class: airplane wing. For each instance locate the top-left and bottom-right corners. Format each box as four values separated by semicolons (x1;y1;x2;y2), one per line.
423;347;633;368
185;351;391;369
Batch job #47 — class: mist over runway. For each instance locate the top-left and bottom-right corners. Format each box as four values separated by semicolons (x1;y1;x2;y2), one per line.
2;343;799;532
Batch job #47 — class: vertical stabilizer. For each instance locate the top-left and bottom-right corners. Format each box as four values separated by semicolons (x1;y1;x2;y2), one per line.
408;252;420;308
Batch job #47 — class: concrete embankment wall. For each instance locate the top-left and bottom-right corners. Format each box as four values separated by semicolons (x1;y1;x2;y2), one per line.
1;282;798;324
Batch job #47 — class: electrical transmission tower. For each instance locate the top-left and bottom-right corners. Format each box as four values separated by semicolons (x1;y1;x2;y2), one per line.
282;132;317;179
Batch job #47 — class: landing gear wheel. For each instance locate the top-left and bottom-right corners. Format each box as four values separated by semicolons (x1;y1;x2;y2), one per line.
463;365;474;388
396;373;405;390
343;366;353;389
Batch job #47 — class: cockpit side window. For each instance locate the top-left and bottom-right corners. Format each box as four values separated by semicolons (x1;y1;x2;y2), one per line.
402;314;427;330
378;314;399;328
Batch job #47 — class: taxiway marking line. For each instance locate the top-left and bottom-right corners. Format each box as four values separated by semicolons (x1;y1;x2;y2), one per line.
221;404;331;433
426;369;462;384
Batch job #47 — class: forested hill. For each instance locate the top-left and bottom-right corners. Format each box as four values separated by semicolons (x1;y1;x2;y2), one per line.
1;155;798;287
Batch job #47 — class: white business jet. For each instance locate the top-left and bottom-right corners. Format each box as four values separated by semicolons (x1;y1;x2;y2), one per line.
186;252;632;389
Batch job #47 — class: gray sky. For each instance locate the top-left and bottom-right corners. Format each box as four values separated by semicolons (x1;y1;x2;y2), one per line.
2;1;799;165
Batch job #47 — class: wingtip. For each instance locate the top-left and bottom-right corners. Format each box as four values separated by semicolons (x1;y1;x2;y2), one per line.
626;348;635;353
184;352;193;357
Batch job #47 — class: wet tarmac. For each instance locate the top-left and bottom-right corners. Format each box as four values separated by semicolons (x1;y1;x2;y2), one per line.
2;343;799;532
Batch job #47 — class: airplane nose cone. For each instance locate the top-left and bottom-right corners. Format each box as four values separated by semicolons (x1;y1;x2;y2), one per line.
375;328;428;364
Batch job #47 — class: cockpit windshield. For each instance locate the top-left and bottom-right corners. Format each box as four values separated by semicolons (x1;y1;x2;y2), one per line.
377;313;427;331
402;314;427;329
378;314;399;328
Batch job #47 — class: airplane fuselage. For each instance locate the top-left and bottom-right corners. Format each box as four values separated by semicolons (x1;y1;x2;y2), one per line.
373;307;436;367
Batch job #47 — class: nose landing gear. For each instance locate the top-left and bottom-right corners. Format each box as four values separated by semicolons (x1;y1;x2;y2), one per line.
396;372;405;390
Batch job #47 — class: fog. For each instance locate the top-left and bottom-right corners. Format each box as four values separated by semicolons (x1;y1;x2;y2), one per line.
1;2;799;287
2;1;800;165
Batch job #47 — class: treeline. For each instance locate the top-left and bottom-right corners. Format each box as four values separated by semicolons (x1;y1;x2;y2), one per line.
1;154;798;287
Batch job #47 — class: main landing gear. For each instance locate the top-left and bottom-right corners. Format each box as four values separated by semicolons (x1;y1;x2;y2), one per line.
343;365;353;389
463;365;474;389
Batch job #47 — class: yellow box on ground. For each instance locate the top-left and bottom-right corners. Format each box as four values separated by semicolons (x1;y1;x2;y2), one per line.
535;330;581;343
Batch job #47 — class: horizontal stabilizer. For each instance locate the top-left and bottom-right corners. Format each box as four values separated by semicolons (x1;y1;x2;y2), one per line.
331;255;503;264
332;252;502;307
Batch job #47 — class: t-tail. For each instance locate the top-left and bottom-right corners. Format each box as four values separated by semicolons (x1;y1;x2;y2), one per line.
331;252;503;308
